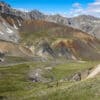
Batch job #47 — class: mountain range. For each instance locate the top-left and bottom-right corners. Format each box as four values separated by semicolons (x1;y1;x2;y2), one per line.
29;11;100;39
0;1;100;61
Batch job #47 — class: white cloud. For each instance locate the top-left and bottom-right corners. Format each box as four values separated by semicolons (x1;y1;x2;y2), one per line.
68;3;84;17
89;2;100;6
72;3;82;8
68;0;100;17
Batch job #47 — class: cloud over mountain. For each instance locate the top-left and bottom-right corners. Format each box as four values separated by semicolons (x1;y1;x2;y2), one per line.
69;0;100;17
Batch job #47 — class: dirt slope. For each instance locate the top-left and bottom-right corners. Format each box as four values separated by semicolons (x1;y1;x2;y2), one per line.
19;20;100;60
0;40;32;57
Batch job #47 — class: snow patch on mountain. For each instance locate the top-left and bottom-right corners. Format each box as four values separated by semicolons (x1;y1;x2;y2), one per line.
17;20;22;26
6;28;13;33
13;24;18;29
0;31;4;35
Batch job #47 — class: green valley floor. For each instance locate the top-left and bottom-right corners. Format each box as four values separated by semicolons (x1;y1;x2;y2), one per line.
0;61;100;100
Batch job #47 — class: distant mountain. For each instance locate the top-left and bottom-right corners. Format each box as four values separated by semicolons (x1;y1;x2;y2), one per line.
44;14;100;38
29;10;45;20
28;11;100;39
44;14;69;25
68;15;100;38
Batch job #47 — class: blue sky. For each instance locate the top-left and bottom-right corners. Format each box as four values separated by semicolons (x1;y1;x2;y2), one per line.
3;0;100;17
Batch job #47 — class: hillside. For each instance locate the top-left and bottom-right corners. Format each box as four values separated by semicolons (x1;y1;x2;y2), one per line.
0;40;33;57
0;12;100;60
28;11;100;39
19;20;100;60
68;15;100;39
0;14;20;43
44;14;100;39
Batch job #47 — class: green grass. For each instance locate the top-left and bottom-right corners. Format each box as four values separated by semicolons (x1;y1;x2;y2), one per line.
0;64;29;93
0;61;99;100
20;31;51;45
35;77;100;100
51;61;100;80
4;56;30;63
0;63;47;100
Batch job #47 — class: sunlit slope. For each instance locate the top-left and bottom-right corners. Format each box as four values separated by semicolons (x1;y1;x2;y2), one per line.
19;20;100;60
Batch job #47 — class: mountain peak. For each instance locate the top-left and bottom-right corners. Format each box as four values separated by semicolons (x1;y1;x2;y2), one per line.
76;15;100;20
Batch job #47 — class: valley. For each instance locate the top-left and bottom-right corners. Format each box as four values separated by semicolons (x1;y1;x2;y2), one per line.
0;1;100;100
0;61;100;100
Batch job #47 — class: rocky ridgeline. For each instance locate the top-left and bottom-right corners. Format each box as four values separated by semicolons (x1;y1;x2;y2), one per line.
0;1;29;19
0;1;100;39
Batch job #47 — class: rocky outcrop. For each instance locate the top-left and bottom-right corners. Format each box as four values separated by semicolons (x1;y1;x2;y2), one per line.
0;15;20;43
66;64;100;82
86;64;100;79
28;68;54;83
64;68;93;82
0;52;5;62
28;64;100;83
